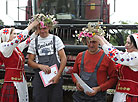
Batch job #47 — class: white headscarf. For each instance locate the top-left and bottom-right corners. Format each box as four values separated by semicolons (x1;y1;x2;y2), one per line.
131;33;138;49
0;28;12;43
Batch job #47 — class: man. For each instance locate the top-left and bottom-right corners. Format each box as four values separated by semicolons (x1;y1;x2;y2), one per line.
27;14;67;102
71;22;118;102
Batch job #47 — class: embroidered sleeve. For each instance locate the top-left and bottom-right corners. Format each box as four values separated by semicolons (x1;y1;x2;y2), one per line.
102;44;138;67
17;32;37;52
0;29;28;57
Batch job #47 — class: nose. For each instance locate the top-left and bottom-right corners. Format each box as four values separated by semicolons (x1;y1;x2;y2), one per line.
89;43;94;47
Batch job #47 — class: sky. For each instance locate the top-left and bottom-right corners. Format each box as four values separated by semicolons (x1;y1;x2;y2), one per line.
0;0;138;25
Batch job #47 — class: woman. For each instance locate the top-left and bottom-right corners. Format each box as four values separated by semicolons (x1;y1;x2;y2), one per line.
0;18;39;102
93;33;138;102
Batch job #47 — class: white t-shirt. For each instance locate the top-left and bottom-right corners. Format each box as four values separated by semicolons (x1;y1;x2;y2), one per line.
27;34;65;62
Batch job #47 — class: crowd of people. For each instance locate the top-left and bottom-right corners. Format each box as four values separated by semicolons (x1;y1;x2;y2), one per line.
0;13;137;102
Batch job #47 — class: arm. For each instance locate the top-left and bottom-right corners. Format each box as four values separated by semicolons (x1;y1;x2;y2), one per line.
56;49;67;78
17;31;39;52
86;58;118;96
1;20;39;58
99;59;118;91
28;53;51;74
71;53;84;91
94;35;138;67
49;49;67;84
71;53;81;83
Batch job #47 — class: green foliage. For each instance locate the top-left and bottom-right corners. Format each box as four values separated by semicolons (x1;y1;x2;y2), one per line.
0;19;4;25
109;21;138;46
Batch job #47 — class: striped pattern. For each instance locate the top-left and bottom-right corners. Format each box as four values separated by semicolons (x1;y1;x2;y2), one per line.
0;82;18;102
126;95;138;102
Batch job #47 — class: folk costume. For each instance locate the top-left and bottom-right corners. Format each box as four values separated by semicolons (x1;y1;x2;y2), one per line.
102;33;138;102
0;28;37;102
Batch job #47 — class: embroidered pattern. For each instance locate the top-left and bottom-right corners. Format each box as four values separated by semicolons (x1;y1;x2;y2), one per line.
26;37;31;44
15;40;19;43
3;28;9;35
113;57;118;62
120;58;124;62
17;33;24;40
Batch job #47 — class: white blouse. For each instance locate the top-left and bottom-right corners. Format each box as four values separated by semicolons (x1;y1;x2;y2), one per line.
102;44;138;71
0;29;37;57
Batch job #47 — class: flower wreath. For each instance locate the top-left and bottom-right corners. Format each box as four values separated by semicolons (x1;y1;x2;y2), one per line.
29;13;58;31
73;22;105;44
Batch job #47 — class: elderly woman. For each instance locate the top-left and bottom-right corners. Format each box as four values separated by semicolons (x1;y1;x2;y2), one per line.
0;18;39;102
93;33;138;102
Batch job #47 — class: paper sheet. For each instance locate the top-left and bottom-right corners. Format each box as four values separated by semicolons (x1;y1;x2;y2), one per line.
73;73;94;93
39;64;58;87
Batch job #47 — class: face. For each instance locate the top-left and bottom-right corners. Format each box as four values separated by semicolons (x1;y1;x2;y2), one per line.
37;25;50;38
125;36;135;52
9;30;17;41
86;38;99;54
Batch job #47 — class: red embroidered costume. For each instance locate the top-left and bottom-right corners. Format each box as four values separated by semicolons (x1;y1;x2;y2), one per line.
102;34;138;102
0;28;37;102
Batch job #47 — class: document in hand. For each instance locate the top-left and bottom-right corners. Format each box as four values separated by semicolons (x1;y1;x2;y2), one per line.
39;64;58;87
73;73;94;93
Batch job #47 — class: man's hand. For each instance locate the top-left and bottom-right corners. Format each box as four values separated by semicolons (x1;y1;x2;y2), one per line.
86;86;101;96
49;75;60;84
38;64;51;74
76;81;84;91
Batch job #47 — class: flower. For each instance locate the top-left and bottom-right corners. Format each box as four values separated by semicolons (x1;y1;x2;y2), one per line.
74;22;105;44
29;13;58;30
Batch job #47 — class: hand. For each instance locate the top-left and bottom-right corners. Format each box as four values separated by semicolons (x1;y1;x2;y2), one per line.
49;75;60;84
93;35;102;41
38;64;51;74
34;27;40;35
86;86;101;96
76;81;84;91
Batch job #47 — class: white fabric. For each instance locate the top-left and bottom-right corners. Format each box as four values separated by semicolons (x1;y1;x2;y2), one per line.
113;92;126;102
17;32;38;52
14;75;29;102
132;33;138;48
102;44;138;71
0;29;29;58
27;34;65;63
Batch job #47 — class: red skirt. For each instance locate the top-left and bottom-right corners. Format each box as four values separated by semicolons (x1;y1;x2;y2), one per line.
126;94;138;102
0;82;19;102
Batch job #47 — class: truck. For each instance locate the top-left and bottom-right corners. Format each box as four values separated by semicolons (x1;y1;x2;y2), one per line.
1;0;138;102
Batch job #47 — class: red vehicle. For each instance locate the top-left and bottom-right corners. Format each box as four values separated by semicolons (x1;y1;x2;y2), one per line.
26;0;110;24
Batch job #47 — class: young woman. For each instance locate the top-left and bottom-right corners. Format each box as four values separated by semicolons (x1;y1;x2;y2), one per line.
93;34;138;102
0;19;39;102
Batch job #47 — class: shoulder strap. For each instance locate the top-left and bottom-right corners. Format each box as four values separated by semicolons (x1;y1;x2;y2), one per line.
35;37;39;56
80;51;86;71
53;35;56;53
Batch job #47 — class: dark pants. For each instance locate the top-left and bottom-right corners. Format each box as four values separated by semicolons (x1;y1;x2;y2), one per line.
33;78;63;102
73;91;106;102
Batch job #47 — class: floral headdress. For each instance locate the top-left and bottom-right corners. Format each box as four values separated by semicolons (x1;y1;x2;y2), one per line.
74;22;105;44
29;13;58;30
